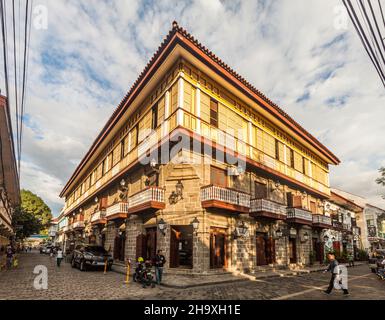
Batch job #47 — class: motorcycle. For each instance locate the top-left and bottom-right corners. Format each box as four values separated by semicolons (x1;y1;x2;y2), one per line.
133;260;155;288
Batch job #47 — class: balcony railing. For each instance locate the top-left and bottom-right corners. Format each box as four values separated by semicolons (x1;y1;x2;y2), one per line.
106;202;129;220
250;198;286;219
342;223;352;232
352;226;361;235
332;221;343;230
91;210;106;224
286;207;313;225
72;221;85;230
201;185;250;212
128;187;165;213
312;214;332;227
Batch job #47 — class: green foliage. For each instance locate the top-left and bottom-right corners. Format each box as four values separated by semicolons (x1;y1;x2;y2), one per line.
12;206;42;239
357;249;368;261
19;189;53;235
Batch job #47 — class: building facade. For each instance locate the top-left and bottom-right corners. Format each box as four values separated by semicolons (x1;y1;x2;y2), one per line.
332;188;385;252
60;23;343;274
0;95;19;249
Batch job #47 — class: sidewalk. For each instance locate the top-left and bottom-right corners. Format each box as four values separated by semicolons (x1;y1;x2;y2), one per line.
141;262;366;289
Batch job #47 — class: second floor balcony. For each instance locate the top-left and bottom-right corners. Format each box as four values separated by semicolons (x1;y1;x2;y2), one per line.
342;223;352;233
312;214;332;228
91;210;107;225
332;220;343;231
72;221;85;230
128;187;165;214
250;198;287;220
106;202;129;220
286;207;313;225
201;185;250;213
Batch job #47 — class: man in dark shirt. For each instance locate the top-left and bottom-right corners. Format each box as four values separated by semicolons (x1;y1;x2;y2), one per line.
154;250;166;285
323;252;349;295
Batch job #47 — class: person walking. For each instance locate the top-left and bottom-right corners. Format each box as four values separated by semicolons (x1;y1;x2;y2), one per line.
154;250;166;285
5;246;13;270
56;248;63;267
323;252;349;296
348;252;354;267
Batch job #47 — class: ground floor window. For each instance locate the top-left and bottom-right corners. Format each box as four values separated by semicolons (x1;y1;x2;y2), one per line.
170;225;193;268
312;238;324;263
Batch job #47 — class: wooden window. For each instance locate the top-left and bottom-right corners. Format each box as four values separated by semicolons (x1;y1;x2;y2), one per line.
152;103;158;130
128;126;138;152
101;159;106;176
210;166;227;187
310;201;317;213
254;182;267;199
303;157;308;175
106;152;112;172
112;144;121;167
293;151;303;172
122;135;129;157
210;99;218;127
275;140;280;161
290;149;295;168
96;162;103;181
138;110;152;143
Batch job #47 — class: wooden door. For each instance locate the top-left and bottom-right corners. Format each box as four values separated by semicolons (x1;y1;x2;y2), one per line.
254;182;267;199
210;166;227;187
310;201;316;213
136;234;146;260
170;227;180;268
266;237;276;264
289;238;297;263
145;227;157;261
313;238;323;262
256;233;267;266
210;228;227;268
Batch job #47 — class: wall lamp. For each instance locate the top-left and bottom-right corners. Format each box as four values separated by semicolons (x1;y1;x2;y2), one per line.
158;218;166;236
169;180;184;204
191;217;200;235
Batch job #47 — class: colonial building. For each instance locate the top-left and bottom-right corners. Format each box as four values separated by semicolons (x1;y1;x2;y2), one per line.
332;188;385;252
0;95;19;249
323;191;363;259
60;22;342;274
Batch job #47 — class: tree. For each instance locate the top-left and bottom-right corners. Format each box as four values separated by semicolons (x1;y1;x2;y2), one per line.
12;206;42;239
376;167;385;199
19;189;53;235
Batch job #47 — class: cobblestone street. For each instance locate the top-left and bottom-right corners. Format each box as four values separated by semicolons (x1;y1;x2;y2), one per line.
1;251;384;300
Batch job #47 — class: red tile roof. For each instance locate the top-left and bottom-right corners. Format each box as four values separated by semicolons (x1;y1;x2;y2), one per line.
60;21;339;197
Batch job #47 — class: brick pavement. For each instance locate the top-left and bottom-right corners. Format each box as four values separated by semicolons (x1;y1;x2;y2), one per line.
0;251;384;300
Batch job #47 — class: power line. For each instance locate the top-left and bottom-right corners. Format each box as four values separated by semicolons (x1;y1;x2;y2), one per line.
12;0;19;169
343;0;385;87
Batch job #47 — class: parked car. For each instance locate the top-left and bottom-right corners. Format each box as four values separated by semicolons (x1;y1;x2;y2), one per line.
369;249;385;273
71;245;113;271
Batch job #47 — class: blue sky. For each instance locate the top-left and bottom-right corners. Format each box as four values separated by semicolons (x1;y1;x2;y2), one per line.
1;0;385;216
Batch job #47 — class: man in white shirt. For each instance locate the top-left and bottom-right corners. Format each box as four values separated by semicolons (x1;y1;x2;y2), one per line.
56;248;63;267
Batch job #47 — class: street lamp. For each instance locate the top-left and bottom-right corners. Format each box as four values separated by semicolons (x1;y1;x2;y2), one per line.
323;235;329;242
191;217;200;235
302;232;309;243
158;218;166;236
235;221;249;239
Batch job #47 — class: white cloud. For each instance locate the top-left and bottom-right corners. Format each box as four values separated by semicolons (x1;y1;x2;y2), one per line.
1;0;384;215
